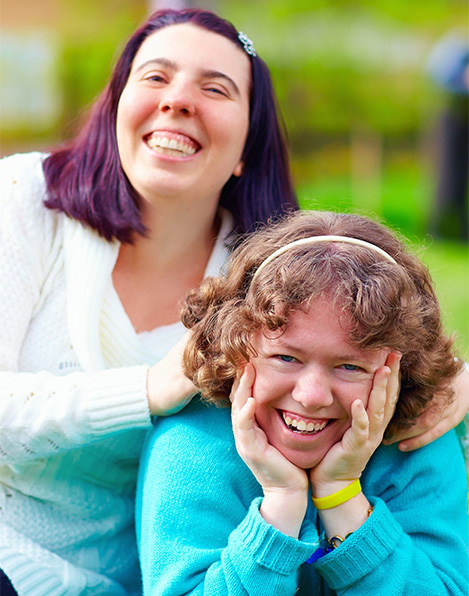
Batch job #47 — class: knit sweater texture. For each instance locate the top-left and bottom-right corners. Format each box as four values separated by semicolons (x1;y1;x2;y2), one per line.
0;153;232;596
137;397;469;596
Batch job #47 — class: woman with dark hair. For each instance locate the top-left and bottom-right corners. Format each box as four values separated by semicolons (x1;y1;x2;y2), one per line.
137;210;468;596
42;10;294;242
0;8;295;596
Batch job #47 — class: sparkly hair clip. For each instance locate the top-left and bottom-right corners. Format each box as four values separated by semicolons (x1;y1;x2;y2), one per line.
238;32;257;57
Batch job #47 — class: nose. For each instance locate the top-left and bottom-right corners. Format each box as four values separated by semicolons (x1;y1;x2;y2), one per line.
158;81;196;116
291;366;334;409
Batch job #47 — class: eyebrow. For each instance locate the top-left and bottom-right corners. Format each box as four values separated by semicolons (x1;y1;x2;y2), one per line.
133;57;176;74
269;338;377;364
132;58;241;96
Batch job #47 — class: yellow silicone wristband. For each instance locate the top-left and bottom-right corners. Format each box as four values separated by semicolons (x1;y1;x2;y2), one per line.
312;479;362;510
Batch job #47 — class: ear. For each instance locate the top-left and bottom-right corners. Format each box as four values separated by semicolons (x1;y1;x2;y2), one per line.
233;161;244;177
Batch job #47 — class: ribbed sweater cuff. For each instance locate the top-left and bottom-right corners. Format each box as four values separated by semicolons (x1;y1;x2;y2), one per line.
80;365;151;434
229;497;319;575
0;539;75;596
314;497;402;589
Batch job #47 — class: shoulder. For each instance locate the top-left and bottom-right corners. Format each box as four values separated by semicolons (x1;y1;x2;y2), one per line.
1;152;53;227
140;397;238;478
138;397;259;510
0;152;63;251
0;151;48;196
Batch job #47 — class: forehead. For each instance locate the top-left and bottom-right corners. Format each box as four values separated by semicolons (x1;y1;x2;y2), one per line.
256;302;351;346
254;298;389;364
132;23;251;86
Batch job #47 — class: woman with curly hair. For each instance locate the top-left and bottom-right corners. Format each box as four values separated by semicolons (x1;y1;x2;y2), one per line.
137;210;468;596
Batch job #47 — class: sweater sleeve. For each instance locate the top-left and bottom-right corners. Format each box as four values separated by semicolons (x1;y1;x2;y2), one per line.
314;431;469;596
136;398;319;596
0;153;151;463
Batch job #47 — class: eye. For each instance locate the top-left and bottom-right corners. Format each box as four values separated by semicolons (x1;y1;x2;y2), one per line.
203;85;229;97
339;363;362;371
275;354;297;363
145;74;167;83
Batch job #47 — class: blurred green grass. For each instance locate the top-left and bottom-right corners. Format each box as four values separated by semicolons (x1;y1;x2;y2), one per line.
419;242;468;361
298;167;469;359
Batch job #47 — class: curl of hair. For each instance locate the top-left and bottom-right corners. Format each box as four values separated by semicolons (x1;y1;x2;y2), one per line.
43;8;297;243
182;211;462;438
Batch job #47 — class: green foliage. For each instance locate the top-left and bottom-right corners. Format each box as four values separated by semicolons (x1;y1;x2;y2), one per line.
55;2;146;138
297;167;469;357
419;241;469;360
222;0;466;139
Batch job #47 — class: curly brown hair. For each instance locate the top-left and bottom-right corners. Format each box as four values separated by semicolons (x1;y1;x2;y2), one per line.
182;211;462;439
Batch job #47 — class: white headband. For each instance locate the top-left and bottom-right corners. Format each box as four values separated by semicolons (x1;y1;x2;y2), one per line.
251;235;397;283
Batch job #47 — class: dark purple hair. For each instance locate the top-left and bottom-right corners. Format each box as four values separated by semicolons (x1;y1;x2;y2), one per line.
43;9;298;243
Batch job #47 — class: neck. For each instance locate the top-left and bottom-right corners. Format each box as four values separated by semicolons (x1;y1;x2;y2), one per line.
120;198;221;272
112;198;222;331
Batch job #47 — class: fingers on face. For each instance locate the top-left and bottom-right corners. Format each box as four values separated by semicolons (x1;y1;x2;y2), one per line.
350;398;369;438
367;366;389;424
355;364;391;444
230;362;255;405
231;363;256;417
235;397;257;432
385;351;402;408
370;351;402;427
232;396;260;462
386;350;402;372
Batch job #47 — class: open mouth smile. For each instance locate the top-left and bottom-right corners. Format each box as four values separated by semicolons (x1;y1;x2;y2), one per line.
145;131;201;157
281;411;329;435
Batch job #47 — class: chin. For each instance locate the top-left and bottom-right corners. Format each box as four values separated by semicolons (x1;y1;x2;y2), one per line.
282;450;324;470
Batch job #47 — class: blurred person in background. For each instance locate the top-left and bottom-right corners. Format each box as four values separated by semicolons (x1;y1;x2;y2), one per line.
427;33;468;241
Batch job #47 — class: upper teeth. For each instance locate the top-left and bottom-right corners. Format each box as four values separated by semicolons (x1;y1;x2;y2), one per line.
283;414;328;434
147;135;197;156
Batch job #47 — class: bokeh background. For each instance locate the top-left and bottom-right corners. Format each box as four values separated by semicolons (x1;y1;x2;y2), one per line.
1;0;468;357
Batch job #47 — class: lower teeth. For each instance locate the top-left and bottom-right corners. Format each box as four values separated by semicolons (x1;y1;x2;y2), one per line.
289;426;319;435
152;146;187;157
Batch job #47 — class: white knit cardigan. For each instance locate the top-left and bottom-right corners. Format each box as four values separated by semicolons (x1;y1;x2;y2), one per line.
0;152;232;595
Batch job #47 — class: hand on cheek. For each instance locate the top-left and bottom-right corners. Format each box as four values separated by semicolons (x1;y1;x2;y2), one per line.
231;364;309;538
309;353;400;497
309;356;400;543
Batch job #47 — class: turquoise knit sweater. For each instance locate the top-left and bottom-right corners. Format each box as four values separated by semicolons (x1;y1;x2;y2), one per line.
136;397;468;596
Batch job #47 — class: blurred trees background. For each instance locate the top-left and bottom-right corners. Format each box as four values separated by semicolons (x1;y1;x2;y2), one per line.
1;0;467;355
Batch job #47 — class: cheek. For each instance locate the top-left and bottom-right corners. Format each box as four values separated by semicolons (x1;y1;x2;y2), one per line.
116;97;134;158
213;106;249;155
232;113;249;155
117;88;153;137
251;367;291;415
342;379;373;413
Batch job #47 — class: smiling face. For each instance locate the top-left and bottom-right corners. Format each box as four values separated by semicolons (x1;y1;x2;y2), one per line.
115;23;251;211
250;296;390;469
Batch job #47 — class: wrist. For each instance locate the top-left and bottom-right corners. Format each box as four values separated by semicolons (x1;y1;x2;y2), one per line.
260;488;308;538
147;361;196;416
318;492;372;543
312;478;361;505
